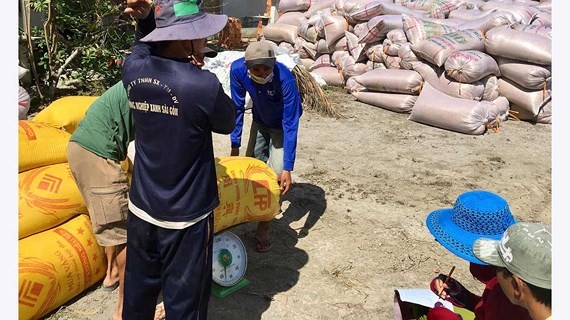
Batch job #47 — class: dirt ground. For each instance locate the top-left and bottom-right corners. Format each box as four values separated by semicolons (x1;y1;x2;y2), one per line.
44;86;552;320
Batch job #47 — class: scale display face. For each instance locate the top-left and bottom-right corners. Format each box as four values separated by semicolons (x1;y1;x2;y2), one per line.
212;231;248;287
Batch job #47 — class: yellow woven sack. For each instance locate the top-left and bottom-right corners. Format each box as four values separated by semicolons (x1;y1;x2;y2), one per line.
18;214;106;320
31;96;98;134
214;156;281;233
19;121;71;173
19;162;87;240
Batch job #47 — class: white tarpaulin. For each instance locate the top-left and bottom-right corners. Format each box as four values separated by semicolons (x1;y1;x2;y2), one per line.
203;47;324;109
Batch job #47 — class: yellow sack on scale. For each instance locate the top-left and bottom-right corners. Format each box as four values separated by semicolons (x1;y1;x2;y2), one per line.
19;162;87;240
18;214;106;320
214;156;281;233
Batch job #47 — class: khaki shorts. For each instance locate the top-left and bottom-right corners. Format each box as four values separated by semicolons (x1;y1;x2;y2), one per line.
245;121;284;176
67;141;128;247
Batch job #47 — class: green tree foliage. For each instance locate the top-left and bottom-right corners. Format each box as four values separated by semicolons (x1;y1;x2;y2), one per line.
21;0;134;110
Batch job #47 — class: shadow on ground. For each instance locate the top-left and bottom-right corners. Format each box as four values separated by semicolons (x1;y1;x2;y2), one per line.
208;182;327;319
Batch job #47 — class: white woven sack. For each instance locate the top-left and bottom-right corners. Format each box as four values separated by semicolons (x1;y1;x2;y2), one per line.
351;69;423;94
413;61;485;100
278;0;312;13
276;12;308;26
535;1;551;11
532;11;551;27
279;42;295;54
335;54;356;70
366;44;385;62
352;91;418;113
510;100;551;124
334;36;348;51
423;17;467;27
402;14;459;44
298;21;320;43
398;43;421;70
19;86;31;120
317;39;332;54
331;50;351;67
334;0;370;17
409;82;491;135
448;8;495;20
262;23;299;44
366;60;387;71
345;76;366;92
498;77;551;116
300;58;316;70
342;62;369;79
358;15;404;44
383;29;407;56
455;11;518;32
345;31;368;62
479;1;542;24
304;0;337;18
403;0;454;11
495;57;551;91
295;37;316;59
323;15;349;49
381;51;403;69
486;95;510;125
345;0;385;23
311;66;345;86
310;55;334;71
484;27;551;65
444;50;500;83
412;29;485;67
509;24;551;39
426;3;462;19
482;75;500;101
378;2;425;17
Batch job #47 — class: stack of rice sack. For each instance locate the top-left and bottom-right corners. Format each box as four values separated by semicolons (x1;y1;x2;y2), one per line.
18;118;106;320
261;0;551;134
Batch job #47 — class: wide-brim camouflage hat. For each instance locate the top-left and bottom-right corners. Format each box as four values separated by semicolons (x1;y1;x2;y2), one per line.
473;222;552;289
141;0;228;42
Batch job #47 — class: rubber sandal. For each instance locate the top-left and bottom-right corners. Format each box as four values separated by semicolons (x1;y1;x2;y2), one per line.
255;236;272;253
101;281;119;292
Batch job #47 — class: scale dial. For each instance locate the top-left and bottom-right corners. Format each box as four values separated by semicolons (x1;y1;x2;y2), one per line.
212;231;247;287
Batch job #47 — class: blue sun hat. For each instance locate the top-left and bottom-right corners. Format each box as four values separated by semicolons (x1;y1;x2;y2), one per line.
426;190;517;265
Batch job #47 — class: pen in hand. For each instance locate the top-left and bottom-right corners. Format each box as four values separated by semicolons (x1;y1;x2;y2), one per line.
438;265;456;298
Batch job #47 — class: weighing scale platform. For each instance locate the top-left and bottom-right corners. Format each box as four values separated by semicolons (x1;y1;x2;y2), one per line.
212;278;250;299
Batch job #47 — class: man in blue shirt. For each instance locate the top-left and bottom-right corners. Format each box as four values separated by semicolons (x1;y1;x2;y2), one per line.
229;41;303;252
122;0;235;319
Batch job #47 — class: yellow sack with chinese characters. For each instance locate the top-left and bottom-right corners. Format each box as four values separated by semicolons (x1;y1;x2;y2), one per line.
31;96;98;134
19;162;87;240
18;214;106;320
18;121;71;173
214;157;281;233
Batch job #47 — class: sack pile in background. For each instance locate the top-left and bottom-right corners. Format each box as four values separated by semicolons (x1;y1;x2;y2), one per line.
261;0;552;134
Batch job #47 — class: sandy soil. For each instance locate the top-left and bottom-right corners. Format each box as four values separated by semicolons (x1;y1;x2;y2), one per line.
44;86;551;320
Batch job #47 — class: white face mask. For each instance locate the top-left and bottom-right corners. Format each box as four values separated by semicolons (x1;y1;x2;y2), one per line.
249;72;274;84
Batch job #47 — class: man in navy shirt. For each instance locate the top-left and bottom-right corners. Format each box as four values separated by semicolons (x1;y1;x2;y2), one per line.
122;0;235;319
229;41;303;252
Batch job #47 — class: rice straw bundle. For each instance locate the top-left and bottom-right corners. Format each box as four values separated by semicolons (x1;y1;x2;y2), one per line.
291;65;341;118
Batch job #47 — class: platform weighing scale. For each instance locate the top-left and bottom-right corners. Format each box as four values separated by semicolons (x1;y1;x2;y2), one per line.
211;231;249;298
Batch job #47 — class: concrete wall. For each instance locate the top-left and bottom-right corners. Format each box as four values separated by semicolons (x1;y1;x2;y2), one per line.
221;0;278;20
